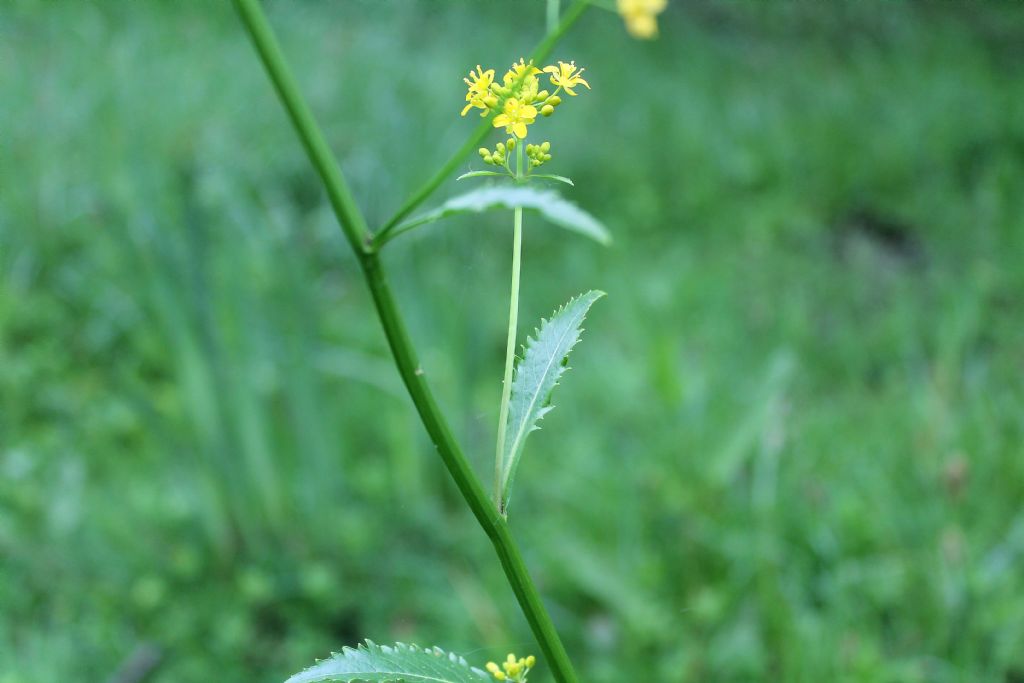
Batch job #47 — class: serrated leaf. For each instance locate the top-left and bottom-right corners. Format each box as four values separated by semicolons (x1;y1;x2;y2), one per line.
395;185;611;245
285;641;489;683
501;291;605;511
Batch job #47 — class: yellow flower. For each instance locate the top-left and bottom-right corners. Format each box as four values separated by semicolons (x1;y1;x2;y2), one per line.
543;61;590;96
519;74;542;104
493;98;537;139
503;58;542;87
461;65;496;116
486;653;535;683
617;0;668;39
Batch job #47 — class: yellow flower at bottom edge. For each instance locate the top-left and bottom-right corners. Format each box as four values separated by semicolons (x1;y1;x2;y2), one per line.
493;98;537;139
617;0;668;39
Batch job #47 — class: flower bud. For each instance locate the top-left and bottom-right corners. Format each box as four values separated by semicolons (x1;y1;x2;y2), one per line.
543;153;552;161
526;656;535;668
537;90;550;100
506;138;516;150
541;104;554;117
478;148;490;158
546;95;562;107
540;141;551;153
484;95;498;108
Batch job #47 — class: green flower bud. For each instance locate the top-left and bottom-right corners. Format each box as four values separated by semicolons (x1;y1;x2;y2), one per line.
484;95;498;108
540;141;551;153
541;104;555;117
507;138;516;150
537;90;550;100
496;142;505;154
543;153;552;161
546;95;562;107
483;154;494;165
478;148;490;158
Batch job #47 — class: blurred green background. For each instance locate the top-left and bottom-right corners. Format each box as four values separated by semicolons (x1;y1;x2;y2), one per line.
3;1;1024;681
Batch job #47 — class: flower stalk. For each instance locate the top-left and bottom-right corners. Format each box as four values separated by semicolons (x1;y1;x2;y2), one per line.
495;142;526;512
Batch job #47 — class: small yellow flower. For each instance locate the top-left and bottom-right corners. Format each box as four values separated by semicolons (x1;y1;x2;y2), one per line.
486;653;535;683
519;75;541;104
493;98;537;139
543;61;591;96
503;58;542;87
461;65;496;116
617;0;668;39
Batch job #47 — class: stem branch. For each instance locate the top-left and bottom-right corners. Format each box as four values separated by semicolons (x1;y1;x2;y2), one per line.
230;1;579;681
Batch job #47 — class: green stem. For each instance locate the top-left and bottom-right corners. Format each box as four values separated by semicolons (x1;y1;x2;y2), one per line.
547;0;560;34
495;144;526;511
372;0;590;248
230;1;579;681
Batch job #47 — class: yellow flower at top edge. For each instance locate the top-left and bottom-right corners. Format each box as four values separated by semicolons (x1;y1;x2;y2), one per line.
493;97;537;139
617;0;668;39
461;64;496;116
543;61;590;96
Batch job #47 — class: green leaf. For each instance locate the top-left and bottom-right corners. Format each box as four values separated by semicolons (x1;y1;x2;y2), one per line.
501;291;605;511
394;185;611;245
528;174;574;186
284;641;488;683
456;170;510;181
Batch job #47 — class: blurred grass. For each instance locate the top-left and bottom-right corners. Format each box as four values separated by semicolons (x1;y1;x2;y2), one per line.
3;1;1024;681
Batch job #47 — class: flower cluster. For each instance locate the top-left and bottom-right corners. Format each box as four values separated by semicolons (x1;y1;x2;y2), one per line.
485;653;535;682
461;58;590;140
617;0;668;39
525;141;551;169
478;138;518;169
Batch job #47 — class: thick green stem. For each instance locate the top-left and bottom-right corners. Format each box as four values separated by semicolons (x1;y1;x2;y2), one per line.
372;0;590;247
230;1;580;681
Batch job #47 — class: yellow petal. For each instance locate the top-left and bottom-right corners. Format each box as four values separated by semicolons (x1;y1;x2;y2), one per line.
626;13;658;38
513;122;528;138
493;114;510;128
461;102;473;116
